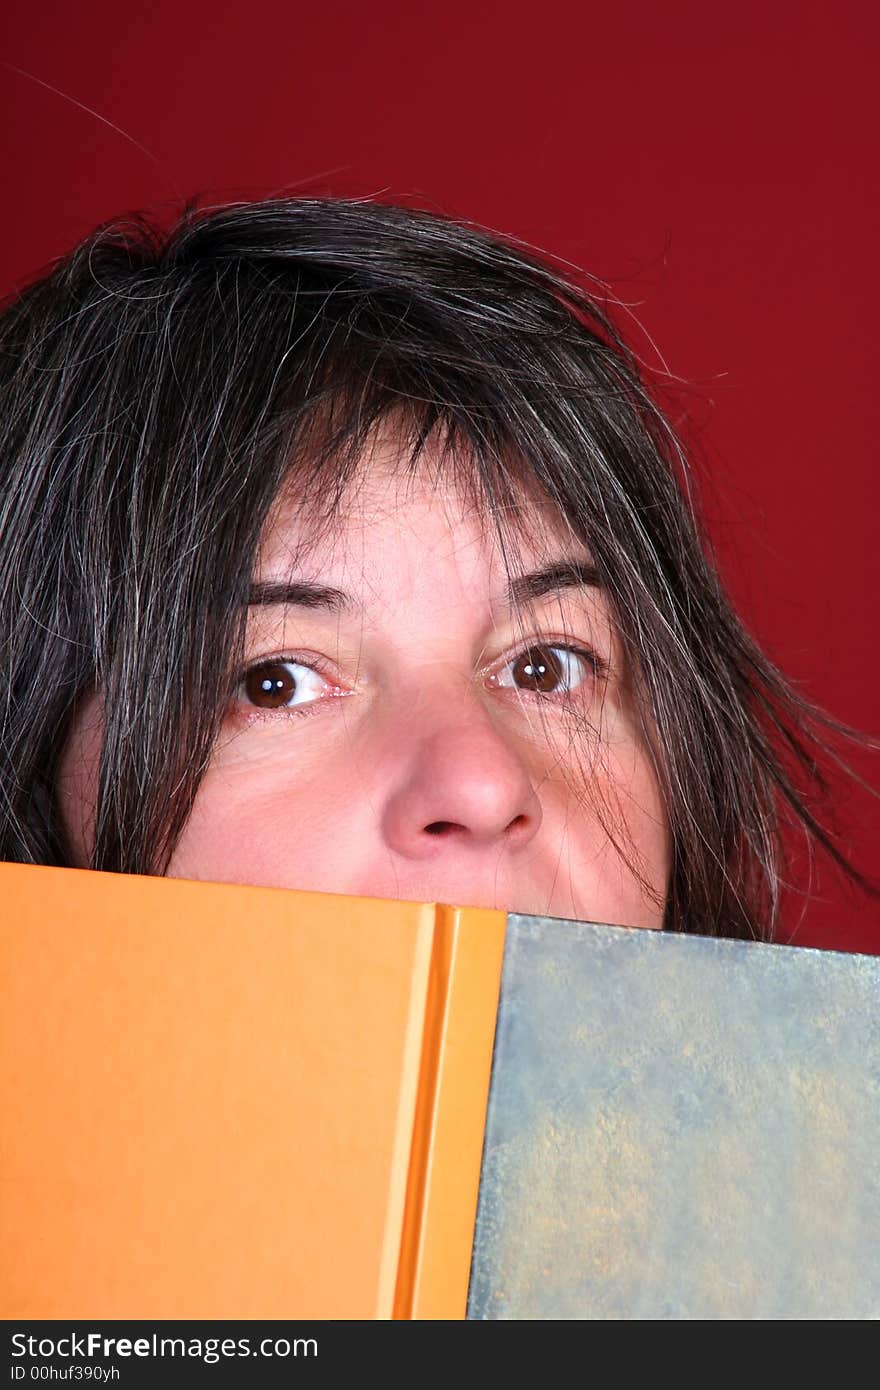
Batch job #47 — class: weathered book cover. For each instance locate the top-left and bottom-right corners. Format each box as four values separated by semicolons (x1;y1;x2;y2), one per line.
469;915;880;1319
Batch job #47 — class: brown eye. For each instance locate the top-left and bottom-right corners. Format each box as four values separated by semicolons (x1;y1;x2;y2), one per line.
241;660;326;710
512;645;564;692
494;644;596;696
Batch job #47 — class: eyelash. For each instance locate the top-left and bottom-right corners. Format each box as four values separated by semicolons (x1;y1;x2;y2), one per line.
231;640;606;721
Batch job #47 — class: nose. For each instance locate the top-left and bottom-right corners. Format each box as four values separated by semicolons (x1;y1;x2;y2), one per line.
380;689;543;862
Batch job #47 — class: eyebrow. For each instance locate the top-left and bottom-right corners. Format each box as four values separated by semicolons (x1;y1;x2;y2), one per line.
247;580;350;612
506;560;600;607
246;562;600;615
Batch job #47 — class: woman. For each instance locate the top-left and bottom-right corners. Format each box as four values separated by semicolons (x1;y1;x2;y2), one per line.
0;197;871;938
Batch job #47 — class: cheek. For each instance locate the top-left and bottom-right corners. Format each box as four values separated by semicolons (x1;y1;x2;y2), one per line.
537;717;670;929
600;752;670;927
165;725;370;891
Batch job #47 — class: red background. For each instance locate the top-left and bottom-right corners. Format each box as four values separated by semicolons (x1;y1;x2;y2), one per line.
1;1;876;951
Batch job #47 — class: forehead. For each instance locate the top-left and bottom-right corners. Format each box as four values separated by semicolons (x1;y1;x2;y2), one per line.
256;431;591;603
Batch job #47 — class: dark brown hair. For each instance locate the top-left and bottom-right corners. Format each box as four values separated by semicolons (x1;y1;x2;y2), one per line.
0;197;873;936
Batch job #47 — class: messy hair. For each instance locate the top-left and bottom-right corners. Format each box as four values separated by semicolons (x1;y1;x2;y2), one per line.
0;197;872;937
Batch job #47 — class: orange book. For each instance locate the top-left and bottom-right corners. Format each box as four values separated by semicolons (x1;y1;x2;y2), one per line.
0;863;505;1320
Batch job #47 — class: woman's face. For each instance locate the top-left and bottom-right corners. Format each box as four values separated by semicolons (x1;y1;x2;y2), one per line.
60;436;670;927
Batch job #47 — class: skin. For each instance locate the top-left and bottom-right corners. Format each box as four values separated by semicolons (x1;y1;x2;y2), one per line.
59;438;670;927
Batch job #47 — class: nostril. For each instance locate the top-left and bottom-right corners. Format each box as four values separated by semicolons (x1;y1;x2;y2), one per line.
424;815;530;838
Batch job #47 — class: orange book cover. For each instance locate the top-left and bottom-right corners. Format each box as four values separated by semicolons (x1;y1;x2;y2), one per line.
0;863;504;1320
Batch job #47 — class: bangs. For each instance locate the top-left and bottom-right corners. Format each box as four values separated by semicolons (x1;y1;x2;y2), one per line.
264;377;588;572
